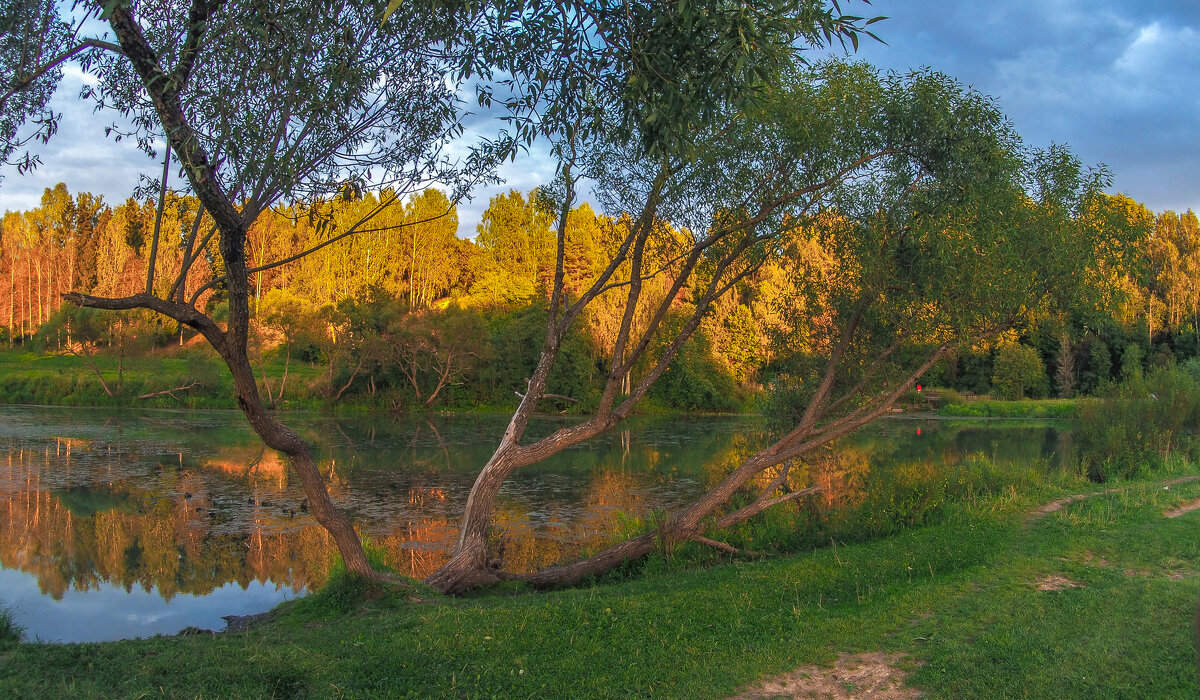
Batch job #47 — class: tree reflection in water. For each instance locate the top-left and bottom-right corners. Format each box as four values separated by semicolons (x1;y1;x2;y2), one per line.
0;408;759;601
0;407;1067;638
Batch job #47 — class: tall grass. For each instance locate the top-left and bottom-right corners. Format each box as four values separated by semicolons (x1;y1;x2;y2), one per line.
1074;362;1200;481
0;602;23;645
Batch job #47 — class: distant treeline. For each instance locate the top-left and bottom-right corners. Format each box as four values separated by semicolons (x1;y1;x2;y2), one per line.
1;183;1198;411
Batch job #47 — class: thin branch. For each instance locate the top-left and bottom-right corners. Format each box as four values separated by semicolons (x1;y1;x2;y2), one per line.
137;381;200;401
145;146;171;295
1;38;123;103
173;0;220;91
716;486;822;530
172;204;207;304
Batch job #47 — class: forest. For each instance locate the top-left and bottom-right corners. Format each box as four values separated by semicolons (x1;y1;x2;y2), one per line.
1;182;1196;412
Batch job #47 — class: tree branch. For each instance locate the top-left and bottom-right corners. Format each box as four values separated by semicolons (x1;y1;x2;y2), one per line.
1;38;123;103
62;291;225;352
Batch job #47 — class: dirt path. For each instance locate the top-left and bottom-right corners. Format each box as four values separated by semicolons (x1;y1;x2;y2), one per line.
1025;474;1200;525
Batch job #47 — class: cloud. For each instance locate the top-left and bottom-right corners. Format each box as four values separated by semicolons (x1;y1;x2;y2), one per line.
2;68;153;213
838;0;1199;213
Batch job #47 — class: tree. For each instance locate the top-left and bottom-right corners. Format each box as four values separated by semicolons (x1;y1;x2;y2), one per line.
387;305;487;408
992;343;1047;400
398;189;461;308
4;0;489;581
0;0;72;175
1055;334;1076;398
424;61;1145;593
471;190;555;303
0;0;959;595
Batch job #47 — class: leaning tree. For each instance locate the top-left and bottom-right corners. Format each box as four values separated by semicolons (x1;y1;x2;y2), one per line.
1;0;884;584
1;0;498;579
424;60;1146;593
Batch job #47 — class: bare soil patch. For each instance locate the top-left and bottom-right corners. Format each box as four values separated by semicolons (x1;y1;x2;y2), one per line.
1035;575;1082;591
729;652;920;699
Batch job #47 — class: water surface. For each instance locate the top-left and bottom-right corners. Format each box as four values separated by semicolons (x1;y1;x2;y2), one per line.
0;405;1068;642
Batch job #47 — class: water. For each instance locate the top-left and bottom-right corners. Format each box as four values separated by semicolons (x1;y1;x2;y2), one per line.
0;405;1069;642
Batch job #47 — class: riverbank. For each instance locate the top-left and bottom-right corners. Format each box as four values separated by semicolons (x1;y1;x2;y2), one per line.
938;397;1076;419
2;466;1197;698
0;348;745;416
3;347;1084;424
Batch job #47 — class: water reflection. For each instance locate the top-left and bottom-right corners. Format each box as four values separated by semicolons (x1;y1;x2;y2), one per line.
0;407;1069;642
0;407;755;640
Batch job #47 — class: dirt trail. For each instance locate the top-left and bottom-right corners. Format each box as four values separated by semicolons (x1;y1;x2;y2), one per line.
1026;474;1200;525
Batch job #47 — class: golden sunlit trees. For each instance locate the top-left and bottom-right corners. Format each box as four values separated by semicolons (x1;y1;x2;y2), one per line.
398;189;460;308
471;189;556;303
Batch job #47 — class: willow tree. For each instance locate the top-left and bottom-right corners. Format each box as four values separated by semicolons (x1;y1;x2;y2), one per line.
425;61;1145;593
1;0;488;580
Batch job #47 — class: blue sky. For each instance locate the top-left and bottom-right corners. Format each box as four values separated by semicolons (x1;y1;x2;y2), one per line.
1;0;1196;233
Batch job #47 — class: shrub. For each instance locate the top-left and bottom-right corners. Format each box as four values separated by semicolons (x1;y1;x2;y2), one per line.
1075;364;1200;480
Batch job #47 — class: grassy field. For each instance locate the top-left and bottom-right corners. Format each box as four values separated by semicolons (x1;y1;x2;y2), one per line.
0;346;330;410
2;466;1198;698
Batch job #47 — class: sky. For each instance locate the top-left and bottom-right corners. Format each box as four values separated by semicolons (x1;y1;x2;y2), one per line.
1;0;1197;234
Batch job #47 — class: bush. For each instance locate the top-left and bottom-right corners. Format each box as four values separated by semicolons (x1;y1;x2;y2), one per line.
991;343;1048;400
1075;364;1200;480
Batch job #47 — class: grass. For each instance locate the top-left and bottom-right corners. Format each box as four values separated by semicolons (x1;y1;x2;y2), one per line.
0;605;22;647
0;346;329;411
939;398;1076;419
2;466;1199;697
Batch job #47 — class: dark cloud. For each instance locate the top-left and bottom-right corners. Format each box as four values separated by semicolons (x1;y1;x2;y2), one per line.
837;0;1199;212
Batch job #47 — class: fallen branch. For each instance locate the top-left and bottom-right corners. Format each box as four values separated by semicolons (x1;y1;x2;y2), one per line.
514;390;580;404
692;535;741;556
137;381;200;401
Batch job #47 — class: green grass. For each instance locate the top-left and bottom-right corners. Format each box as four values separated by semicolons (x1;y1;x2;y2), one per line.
0;347;327;410
939;398;1077;419
0;604;22;647
2;468;1198;697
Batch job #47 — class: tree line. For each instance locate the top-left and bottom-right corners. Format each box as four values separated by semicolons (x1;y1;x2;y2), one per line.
2;185;1196;410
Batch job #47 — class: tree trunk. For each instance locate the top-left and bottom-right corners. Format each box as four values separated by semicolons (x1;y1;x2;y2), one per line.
424;446;514;593
223;349;377;579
